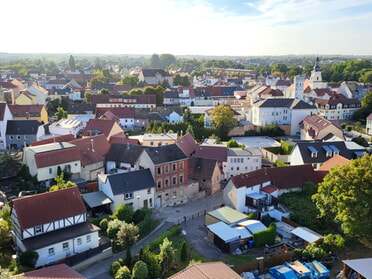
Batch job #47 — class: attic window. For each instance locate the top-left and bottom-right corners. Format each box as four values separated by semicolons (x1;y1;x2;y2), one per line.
307;146;318;158
125;192;133;200
322;146;333;157
330;145;340;156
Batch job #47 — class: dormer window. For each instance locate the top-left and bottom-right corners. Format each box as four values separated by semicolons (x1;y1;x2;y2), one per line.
330;145;340;156
35;225;43;235
322;146;333;157
307;146;318;158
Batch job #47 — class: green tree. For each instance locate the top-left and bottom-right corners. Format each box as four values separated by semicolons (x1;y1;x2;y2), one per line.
139;248;161;279
180;241;187;261
115;265;131;279
119;75;139;87
159;53;176;69
158;237;173;276
110;261;121;277
312;155;372;241
49;172;76;192
19;250;39;268
132;260;148;279
116;222;139;249
123;247;132;269
154;85;164;107
210;105;238;140
360;71;372;84
107;219;125;241
112;204;134;223
83;92;92;104
226;139;244;148
361;91;372;109
55;106;67;120
185;124;195;138
0;219;10;248
68;55;75;70
150;54;161;68
0;150;22;178
183;107;194;124
98;88;110;95
322;233;345;254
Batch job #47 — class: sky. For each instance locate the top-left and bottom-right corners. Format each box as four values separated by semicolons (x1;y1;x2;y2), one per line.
2;0;372;56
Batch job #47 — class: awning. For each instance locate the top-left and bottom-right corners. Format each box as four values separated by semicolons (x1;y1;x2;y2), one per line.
207;222;240;243
82;191;112;208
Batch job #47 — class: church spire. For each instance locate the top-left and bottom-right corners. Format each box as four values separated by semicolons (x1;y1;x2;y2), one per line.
313;56;320;72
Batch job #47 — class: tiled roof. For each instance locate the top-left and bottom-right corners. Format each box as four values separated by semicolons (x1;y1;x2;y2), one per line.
68;103;96;114
230;164;322;189
30;134;75;146
106;143;145;164
169;262;241;279
106;169;155;195
9;104;44;118
96;107;135;118
176;133;199;156
261;185;277;194
6;120;41;135
109;133;140;145
33;143;80;168
82;119;120;138
141;68;171;77
22;263;86;278
12;186;86;229
188;157;219;180
194;145;227;163
318;155;350;171
145;144;187;164
70;135;110;166
0;103;8;121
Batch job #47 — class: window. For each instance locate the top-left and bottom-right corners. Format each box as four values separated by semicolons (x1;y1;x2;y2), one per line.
48;247;55;255
179;175;184;184
125;192;134;200
62;242;69;250
35;225;43;235
49;168;52;174
86;235;91;243
179;189;184;197
77;238;82;245
172;176;177;185
179;162;184;169
172;164;176;171
165;193;169;201
165;179;169;187
17;135;21;140
157;167;161;175
147;188;151;194
172;191;177;198
165;165;169;173
157;180;162;189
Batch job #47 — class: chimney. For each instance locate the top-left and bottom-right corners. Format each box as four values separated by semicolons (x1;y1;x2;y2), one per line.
91;139;95;152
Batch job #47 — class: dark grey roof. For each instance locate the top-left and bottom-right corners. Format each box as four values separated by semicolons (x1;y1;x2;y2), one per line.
68;103;96;114
6;120;40;135
294;141;366;164
134;108;150;119
145;144;187;165
141;69;171;77
256;98;316;109
164;90;179;98
106;143;145;164
148;112;167;122
156;106;183;116
107;169;155;195
188;157;218;180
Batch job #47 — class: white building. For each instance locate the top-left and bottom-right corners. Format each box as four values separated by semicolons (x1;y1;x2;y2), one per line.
49;119;84;137
223;148;262;179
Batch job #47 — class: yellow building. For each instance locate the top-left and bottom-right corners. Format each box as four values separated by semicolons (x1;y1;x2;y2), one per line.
8;104;48;124
15;91;37;105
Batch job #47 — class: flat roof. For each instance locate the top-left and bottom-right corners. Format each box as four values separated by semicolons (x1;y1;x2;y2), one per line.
28;142;76;154
82;191;112;208
343;258;372;278
207;206;248;225
238;220;267;234
207;221;240;243
291;227;323;243
231;136;281;149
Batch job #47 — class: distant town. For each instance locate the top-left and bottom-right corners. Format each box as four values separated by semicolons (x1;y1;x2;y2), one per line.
0;53;371;278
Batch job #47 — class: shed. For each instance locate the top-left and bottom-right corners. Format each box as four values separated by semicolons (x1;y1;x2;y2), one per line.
342;258;372;279
291;227;323;245
206;206;248;226
206;221;241;253
82;191;112;215
238;219;268;234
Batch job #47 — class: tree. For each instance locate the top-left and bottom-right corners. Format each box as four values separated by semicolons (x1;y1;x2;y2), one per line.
112;204;134;223
83;92;92;104
139;247;161;279
132;260;148;279
183;107;194;124
185;124;195;137
361;91;372;109
123;247;132;269
150;54;161;68
98;88;110;95
68;55;75;70
55;106;67;120
119;75;139;87
49;172;76;192
0;150;22;178
115;265;131;279
116;222;139;249
154;85;164;107
0;219;10;248
312;155;372;241
107;219;125;239
180;241;187;261
360;71;372;84
322;233;345;254
158;237;173;276
19;250;39;268
210;105;238;140
159;53;176;69
227;139;244;148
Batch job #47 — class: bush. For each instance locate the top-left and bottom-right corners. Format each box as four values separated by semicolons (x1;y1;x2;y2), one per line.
253;223;276;247
19;251;39;268
115;265;131;279
180;241;187;261
110;260;121;276
99;218;108;232
147;226;182;252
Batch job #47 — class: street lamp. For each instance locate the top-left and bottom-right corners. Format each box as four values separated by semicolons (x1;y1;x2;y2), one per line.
136;196;140;210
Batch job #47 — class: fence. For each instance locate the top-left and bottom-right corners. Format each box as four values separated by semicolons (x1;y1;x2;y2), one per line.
174;203;225;225
66;242;111;267
232;250;295;274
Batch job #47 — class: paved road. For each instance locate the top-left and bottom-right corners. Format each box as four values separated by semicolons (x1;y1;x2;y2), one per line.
78;191;224;279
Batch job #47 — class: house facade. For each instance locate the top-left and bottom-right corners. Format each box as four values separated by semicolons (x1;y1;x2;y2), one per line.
314;94;361;121
99;169;156;211
223;148;262;178
6;120;44;149
11;187;100;268
136;144;189;207
299;114;344;141
0;103;13;149
8;104;48;124
188;157;221;195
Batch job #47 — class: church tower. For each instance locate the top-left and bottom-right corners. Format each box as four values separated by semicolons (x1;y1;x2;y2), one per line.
294;75;305;100
309;56;325;89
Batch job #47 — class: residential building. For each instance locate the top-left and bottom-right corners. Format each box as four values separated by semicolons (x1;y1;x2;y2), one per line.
9;104;48;123
193;145;227;179
11;187;100;268
90;94;156;109
49;119;84;138
20;263;86;279
169;262;241;279
96;107;135;130
299;114;344;141
0;103;13;149
251;98;318;136
290;141;366;170
22;83;48;105
314;94;361;121
188;157;221;195
138;68;173;86
366;113;372;135
23;142;81;185
70;135;110;181
136;144;189;207
98;169;156;211
67;103;96;120
223;147;262;178
106;143;145;174
176;133;199;157
6;120;44;149
338;81;369;101
141;133;178;147
82;119;124;141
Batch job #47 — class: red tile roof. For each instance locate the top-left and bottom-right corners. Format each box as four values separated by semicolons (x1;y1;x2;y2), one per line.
82;119;120;138
319;154;350;171
230;164;323;190
109;133;140;145
70;134;110;166
96;107;135;119
9;104;44;117
22;263;85;278
176;133;199;156
261;185;277;194
34;144;80;168
169;262;241;279
194;145;227;163
12;186;86;229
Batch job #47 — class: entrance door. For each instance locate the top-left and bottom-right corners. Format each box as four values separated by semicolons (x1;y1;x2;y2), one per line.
157;195;162;207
